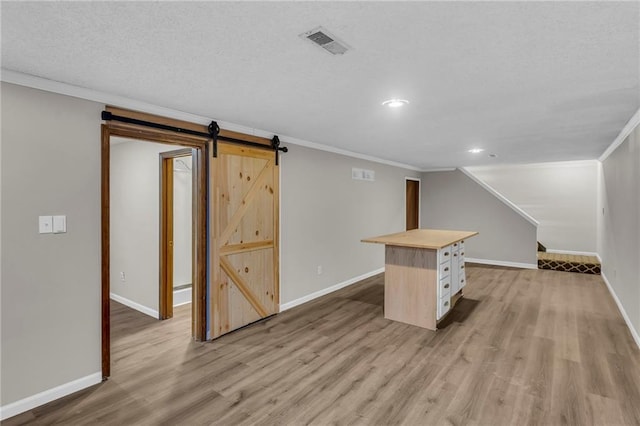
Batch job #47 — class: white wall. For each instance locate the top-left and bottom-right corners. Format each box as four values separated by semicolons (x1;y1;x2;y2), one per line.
467;161;598;253
280;145;420;305
598;120;640;343
1;83;102;408
173;156;192;288
421;169;538;267
110;139;186;315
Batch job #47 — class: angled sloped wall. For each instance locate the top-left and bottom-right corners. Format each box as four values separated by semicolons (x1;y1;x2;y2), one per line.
421;169;538;268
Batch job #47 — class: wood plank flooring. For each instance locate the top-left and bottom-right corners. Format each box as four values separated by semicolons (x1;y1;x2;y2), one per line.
5;264;640;425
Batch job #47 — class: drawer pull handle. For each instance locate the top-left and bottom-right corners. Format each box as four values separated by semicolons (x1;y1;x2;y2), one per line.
461;252;465;256
444;301;449;307
454;253;458;257
444;283;450;289
461;279;465;283
444;252;449;256
444;267;449;272
461;265;465;269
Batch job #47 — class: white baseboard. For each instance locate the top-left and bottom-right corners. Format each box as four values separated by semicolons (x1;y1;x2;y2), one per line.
173;287;192;307
280;267;385;312
465;257;538;270
0;372;102;421
110;293;158;319
546;249;600;258
601;272;640;350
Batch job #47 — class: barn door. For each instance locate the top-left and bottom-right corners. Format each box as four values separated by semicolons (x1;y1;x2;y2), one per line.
211;143;279;338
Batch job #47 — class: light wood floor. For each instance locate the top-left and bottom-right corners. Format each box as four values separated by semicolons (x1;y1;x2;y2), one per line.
5;264;640;425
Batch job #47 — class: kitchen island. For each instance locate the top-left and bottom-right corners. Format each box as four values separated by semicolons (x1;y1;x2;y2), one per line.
362;229;478;330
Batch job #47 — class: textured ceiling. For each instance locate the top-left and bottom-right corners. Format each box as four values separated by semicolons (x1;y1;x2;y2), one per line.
2;2;639;169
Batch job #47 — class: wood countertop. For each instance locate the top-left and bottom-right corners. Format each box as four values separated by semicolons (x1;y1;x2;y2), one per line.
362;229;478;250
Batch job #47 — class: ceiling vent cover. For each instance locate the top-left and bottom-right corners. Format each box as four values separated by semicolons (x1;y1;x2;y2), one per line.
300;26;350;55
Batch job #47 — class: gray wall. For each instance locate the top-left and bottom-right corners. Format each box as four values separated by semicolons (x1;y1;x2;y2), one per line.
0;84;420;408
599;123;640;335
280;145;420;304
420;169;538;266
467;161;598;253
1;83;102;405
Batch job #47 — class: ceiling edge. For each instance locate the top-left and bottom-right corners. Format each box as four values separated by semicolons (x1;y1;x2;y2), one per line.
467;159;599;170
0;69;421;172
599;108;640;162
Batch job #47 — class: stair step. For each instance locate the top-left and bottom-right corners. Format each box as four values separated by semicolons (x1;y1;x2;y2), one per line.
537;252;601;275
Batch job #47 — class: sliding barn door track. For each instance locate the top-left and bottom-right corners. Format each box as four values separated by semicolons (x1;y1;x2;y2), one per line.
101;111;288;164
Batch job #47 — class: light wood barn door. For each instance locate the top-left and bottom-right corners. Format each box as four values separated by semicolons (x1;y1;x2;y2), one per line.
211;144;279;338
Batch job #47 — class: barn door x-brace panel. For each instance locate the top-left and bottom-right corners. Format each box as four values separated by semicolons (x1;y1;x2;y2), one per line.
211;144;280;338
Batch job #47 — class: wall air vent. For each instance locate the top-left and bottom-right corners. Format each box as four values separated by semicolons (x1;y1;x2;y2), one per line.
300;26;350;55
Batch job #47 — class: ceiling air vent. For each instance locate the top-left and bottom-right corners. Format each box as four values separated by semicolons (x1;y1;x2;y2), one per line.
300;26;350;55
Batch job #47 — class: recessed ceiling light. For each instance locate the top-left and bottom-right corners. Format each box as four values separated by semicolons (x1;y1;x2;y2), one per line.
488;153;498;158
468;148;485;154
382;99;409;108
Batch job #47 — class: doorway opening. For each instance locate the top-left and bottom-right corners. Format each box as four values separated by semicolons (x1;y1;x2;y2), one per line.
405;177;421;231
160;148;194;320
101;108;208;378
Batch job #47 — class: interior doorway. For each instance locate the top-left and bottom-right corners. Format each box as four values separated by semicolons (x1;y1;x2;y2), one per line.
405;177;421;230
101;108;208;378
160;148;194;321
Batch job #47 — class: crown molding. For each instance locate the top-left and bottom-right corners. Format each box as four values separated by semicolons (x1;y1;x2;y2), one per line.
0;69;421;171
599;108;640;162
421;167;456;172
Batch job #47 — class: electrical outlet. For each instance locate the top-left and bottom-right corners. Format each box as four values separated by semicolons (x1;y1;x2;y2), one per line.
317;265;323;275
120;272;126;282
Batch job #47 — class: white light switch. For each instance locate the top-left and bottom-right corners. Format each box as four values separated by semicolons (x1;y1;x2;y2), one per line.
53;215;67;233
39;216;53;234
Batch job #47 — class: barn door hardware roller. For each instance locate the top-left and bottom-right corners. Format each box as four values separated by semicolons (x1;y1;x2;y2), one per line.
101;110;216;140
209;121;288;164
271;136;288;165
209;121;220;158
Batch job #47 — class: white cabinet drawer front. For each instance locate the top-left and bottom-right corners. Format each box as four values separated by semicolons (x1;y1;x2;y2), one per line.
439;260;451;278
459;262;466;273
452;241;461;252
438;277;452;298
437;296;451;319
459;271;466;288
439;245;452;264
459;240;465;252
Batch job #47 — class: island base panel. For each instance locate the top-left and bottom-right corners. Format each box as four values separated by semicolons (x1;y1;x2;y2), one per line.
384;245;438;330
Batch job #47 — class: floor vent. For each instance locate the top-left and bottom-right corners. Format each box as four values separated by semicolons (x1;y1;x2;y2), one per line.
300;27;350;55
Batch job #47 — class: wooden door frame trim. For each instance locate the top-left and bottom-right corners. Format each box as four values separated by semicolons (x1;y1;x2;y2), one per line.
159;148;192;321
101;124;208;379
404;177;421;230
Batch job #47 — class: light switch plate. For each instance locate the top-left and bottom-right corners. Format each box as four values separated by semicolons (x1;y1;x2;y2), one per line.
53;215;66;233
39;216;53;234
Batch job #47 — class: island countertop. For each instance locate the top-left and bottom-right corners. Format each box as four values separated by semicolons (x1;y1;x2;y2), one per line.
362;228;478;250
